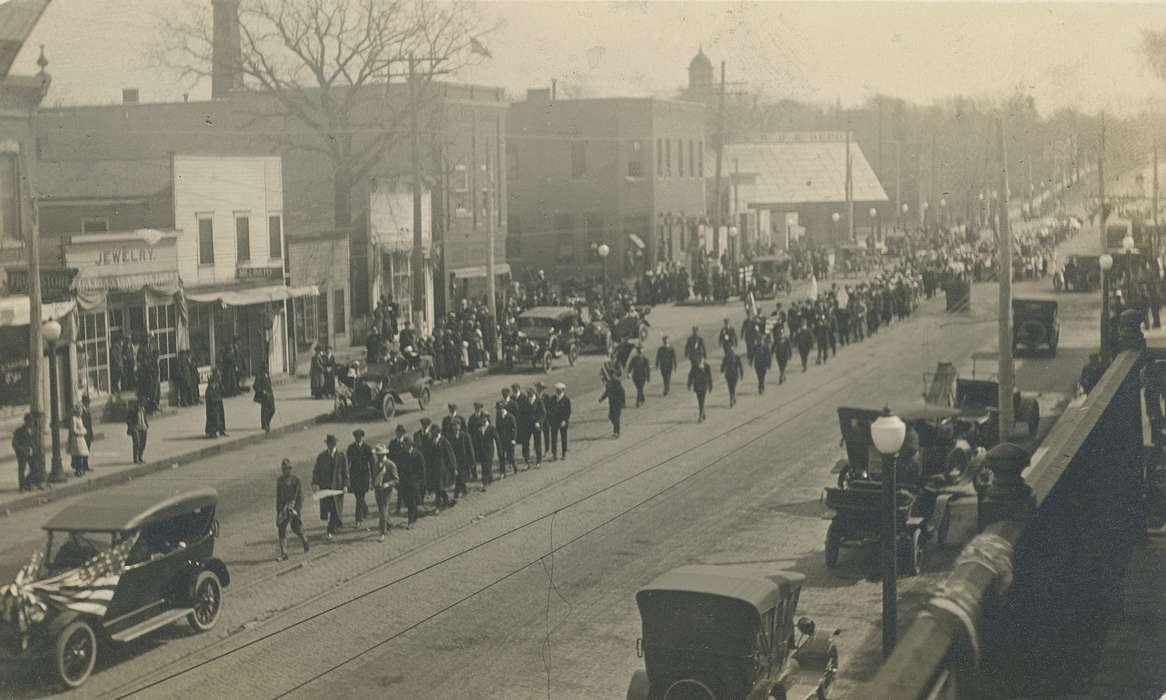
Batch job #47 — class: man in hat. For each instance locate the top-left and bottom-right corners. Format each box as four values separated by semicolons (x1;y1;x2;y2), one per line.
628;346;651;407
599;372;626;438
276;458;310;560
442;403;466;438
312;435;349;539
389;424;409;514
346;429;374;529
684;326;706;364
396;434;424;529
517;386;544;468
467;401;488;479
448;419;475;498
476;415;500;490
370;444;398;540
424;423;455;512
718;317;738;355
495;401;518;476
721;347;743;407
655;336;677;396
687;358;714;422
535;381;554;453
126;397;149;464
547;382;572;460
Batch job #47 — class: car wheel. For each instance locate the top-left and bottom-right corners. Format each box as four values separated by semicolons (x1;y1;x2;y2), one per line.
55;619;97;689
825;522;842;568
900;530;922;576
187;570;223;632
418;386;431;410
381;394;397;421
542;353;552;374
568;345;578;367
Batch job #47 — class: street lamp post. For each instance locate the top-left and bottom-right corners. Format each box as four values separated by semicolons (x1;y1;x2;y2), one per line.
871;406;907;658
597;243;611;308
900;202;909;231
41;319;67;484
869;207;878;244
940;197;947;229
831;212;841;241
1100;253;1114;360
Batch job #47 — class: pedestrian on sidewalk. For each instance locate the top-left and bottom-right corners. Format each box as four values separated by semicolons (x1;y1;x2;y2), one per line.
655;336;677;396
322;347;337;397
276;458;309;560
721;348;742;408
370;445;398;541
68;404;90;476
629;346;650;407
598;374;626;438
398;434;423;529
310;345;325;399
688;359;714;422
449;420;475;499
477;416;499;491
126;398;149;464
253;365;276;432
312;434;348;540
12;413;39;492
753;334;773;395
495;401;517;477
204;370;227;438
80;395;94;452
547;383;571;461
346;429;373;529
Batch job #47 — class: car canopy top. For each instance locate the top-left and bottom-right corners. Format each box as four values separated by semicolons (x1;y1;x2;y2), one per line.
636;565;804;617
517;306;577;322
43;488;218;533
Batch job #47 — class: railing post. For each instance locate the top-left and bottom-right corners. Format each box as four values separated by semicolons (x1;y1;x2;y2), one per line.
978;443;1035;532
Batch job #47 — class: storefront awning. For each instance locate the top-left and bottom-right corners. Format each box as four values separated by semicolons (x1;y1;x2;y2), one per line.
628;234;646;249
448;263;511;280
0;296;76;328
186;284;320;307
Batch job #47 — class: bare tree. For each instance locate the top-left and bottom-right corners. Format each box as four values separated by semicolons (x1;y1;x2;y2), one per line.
158;0;495;227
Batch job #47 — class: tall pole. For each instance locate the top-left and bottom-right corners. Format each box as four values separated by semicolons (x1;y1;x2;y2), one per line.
713;61;726;256
846;129;855;241
880;451;898;656
409;55;425;332
19;146;46;481
996;116;1015;443
732;157;740;275
930;128;938;234
486;138;499;360
1154;141;1159;261
895;141;902;230
1099;113;1109;360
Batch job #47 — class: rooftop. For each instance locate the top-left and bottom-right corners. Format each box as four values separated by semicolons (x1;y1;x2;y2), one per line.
725;134;888;206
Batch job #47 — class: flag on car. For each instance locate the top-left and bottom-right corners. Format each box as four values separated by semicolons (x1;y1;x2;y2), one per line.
32;537;135;618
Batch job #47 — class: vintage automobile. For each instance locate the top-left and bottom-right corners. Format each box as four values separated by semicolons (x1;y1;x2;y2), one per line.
1012;298;1060;357
1054;254;1101;292
825;406;985;574
0;488;228;688
626;565;839;700
334;356;434;420
503;306;580;373
751;254;793;299
611;306;653;367
577;305;612;355
956;358;1040;444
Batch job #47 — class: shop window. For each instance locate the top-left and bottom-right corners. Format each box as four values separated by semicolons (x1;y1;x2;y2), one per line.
268;215;282;259
628;140;643;178
0;154;18;242
77;311;110;396
147;303;177;382
453;164;469;192
197;216;214;265
678;139;685;177
188;303;212;366
333;289;346;334
571;141;586;179
235;214;251;262
81;218;109;234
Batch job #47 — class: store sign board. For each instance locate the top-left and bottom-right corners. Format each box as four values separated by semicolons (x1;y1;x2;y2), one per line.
238;265;283;280
6;268;77;300
65;233;180;291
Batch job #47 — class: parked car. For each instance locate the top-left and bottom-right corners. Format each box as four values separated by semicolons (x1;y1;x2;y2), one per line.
1012;298;1060;357
1054;254;1100;292
503;306;580;372
0;488;228;689
626;565;839;700
751;254;793;299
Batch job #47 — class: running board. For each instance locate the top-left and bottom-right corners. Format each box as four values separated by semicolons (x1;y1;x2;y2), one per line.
109;608;192;642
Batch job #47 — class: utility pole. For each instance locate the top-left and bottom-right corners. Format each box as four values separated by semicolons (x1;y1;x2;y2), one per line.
19;146;45;474
1154;141;1159;260
930;128;938;234
486;137;499;360
408;54;425;332
895;142;902;229
1099;112;1106;251
713;61;726;256
996;115;1015;444
846;128;855;241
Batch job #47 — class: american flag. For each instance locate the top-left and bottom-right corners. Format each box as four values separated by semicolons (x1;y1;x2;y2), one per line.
0;550;48;652
30;537;135;618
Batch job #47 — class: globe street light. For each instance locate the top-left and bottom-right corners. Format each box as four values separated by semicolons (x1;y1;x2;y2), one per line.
832;211;841;240
1100;253;1114;360
871;406;907;657
597;243;611;308
940;197;947;229
40;318;67;484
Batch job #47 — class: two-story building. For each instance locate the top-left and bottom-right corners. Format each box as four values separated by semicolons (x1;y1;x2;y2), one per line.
506;89;707;282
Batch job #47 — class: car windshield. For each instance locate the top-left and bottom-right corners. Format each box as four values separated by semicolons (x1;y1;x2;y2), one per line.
44;530;118;575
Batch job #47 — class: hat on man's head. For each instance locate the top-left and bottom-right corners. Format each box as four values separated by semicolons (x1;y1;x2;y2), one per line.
420;417;432;427
473;401;484;409
448;403;457;410
325;434;338;445
554;382;566;391
395;424;407;435
373;444;390;456
534;381;545;390
353;429;365;439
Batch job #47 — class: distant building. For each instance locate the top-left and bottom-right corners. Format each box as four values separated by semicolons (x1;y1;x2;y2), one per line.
506;89;706;282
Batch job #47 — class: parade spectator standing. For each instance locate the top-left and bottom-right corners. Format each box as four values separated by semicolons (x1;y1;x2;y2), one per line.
721;349;742;407
322;347;337;397
312;435;348;539
397;434;424;529
80;395;94;453
449;421;475;499
121;339;136;399
496;402;518;476
655;336;677;396
628;346;651;407
110;336;125;395
371;445;398;540
276;459;310;560
126;398;149;464
476;417;500;490
599;374;626;438
310;346;326;399
684;326;707;364
253;365;276;432
754;333;774;394
68;404;90;476
547;383;572;461
204;370;227;437
12;413;39;491
347;429;374;529
688;359;714;422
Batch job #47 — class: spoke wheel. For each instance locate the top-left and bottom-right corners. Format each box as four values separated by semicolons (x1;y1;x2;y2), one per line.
418;386;431;410
187;570;223;632
55;620;97;689
825;521;842;568
381;394;397;421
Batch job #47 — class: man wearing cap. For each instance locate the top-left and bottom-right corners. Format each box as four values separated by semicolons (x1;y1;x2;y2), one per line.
442;403;466;439
346;429;374;529
598;372;626;438
684;326;707;364
312;435;349;539
468;401;488;480
370;445;398;540
687;358;714;422
718;317;738;355
547;383;572;460
628;346;651;407
655;336;677;396
495;401;518;476
276;458;310;560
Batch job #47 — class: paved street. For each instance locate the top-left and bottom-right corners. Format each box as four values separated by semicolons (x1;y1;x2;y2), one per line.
0;267;1097;699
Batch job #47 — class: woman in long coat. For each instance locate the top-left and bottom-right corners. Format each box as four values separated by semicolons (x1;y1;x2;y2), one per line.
253;366;276;432
204;370;227;437
309;346;325;398
68;405;90;476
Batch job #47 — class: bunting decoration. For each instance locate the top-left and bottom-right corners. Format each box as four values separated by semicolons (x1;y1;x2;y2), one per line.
32;537;135;618
0;550;48;653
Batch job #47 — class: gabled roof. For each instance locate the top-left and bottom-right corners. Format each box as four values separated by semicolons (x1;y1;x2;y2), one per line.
0;0;51;79
35;158;171;201
725;135;888;207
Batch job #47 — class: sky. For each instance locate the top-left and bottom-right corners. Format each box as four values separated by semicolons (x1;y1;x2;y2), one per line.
13;0;1166;116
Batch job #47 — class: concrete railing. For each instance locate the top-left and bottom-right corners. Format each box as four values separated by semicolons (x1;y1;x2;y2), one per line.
865;346;1149;698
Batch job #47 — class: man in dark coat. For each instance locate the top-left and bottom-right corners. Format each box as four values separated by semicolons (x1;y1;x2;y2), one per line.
12;413;40;491
717;318;738;355
742;316;759;365
429;424;457;508
309;345;325;399
546;382;572;460
477;415;501;490
774;329;792;384
276;458;310;560
628;346;651;407
442;403;466;438
754;334;773;394
396;434;425;528
448;421;475;498
312;434;349;538
795;324;814;372
253;365;276;432
126;398;149;464
687;359;714;422
468;401;488;478
684;326;706;364
721;348;743;407
535;381;553;456
655;336;677;396
598;375;626;438
204;370;227;437
346;429;374;529
815;314;831;365
516;387;544;468
110;336;125;395
495;401;518;476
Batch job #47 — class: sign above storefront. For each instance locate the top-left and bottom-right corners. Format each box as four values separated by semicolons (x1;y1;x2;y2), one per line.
237;265;283;280
64;231;180;293
5;267;77;301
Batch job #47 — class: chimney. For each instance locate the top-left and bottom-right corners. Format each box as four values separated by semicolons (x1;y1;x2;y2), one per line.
122;88;139;104
212;0;243;99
